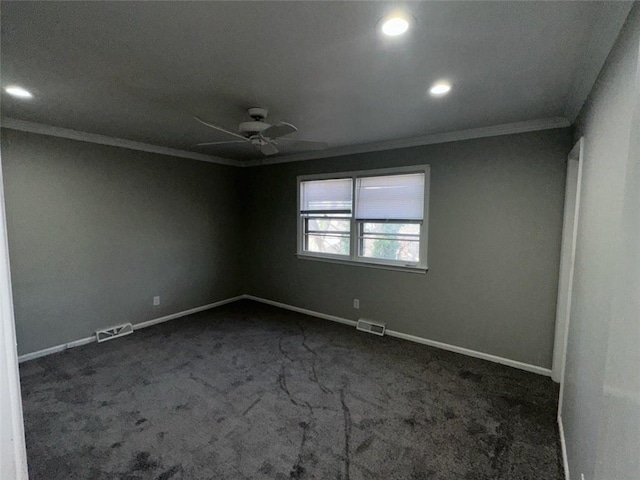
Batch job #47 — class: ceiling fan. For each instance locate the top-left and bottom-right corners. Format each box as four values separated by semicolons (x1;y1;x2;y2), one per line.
195;107;327;156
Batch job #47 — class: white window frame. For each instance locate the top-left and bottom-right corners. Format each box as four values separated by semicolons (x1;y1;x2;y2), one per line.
297;165;430;273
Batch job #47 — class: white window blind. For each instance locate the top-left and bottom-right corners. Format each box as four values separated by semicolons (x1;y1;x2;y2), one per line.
300;178;352;215
355;173;425;220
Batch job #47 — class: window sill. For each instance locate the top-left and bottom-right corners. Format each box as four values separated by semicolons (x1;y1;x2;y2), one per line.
295;253;428;274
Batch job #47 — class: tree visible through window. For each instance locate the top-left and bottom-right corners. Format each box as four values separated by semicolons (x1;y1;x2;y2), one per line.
362;222;420;262
372;223;401;259
305;218;350;255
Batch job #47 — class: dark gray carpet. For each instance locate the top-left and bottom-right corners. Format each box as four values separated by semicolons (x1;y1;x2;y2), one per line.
20;300;563;480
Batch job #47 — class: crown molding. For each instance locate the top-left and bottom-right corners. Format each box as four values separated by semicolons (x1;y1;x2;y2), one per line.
2;116;571;169
0;118;241;167
244;116;571;167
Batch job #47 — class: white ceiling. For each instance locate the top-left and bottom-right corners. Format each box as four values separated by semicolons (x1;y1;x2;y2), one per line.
0;1;633;162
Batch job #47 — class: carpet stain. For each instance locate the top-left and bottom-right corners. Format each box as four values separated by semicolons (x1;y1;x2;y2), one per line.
156;464;183;480
404;417;418;428
129;452;158;472
242;397;261;416
289;463;305;479
259;461;275;475
459;370;483;382
354;436;374;454
490;435;510;470
467;420;487;435
340;387;352;480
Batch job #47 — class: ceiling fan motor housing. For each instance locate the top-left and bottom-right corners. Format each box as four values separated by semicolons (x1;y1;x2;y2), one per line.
240;108;270;136
247;107;268;120
239;121;270;136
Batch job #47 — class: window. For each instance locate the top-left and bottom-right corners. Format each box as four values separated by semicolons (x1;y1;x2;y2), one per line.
298;166;430;272
300;178;352;256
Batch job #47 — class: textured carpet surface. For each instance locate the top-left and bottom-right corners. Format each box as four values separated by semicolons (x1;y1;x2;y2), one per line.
20;300;563;480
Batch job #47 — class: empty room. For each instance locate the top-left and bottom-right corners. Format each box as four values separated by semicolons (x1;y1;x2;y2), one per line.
1;1;639;479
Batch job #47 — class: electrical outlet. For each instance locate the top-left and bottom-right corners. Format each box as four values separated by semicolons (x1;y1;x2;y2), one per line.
353;299;360;309
153;296;160;306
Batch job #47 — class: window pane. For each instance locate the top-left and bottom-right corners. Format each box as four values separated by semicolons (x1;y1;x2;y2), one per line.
307;218;350;233
305;234;350;255
300;178;352;214
304;217;350;256
359;222;420;262
355;173;424;220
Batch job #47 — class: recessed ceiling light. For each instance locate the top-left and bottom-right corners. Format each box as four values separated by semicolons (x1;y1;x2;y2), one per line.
381;17;410;37
4;85;33;99
430;82;452;97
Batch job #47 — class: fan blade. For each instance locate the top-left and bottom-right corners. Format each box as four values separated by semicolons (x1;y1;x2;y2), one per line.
260;142;279;156
277;139;328;151
196;140;248;146
262;122;297;139
194;116;248;141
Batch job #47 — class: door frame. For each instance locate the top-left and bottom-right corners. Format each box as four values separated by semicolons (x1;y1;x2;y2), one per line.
553;137;584;404
0;146;29;479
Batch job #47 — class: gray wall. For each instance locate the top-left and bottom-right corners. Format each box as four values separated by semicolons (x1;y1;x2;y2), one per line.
243;129;572;368
562;5;640;480
1;129;243;356
2;126;572;369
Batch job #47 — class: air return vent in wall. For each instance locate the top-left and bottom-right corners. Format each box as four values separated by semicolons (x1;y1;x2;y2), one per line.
356;318;386;336
96;323;134;343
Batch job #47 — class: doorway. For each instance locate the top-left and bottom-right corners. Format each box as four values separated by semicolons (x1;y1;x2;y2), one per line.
552;138;584;393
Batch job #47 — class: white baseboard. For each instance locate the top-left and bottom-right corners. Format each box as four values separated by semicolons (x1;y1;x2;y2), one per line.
18;295;244;363
133;296;244;330
18;293;553;378
243;294;552;377
558;414;571;480
17;336;95;363
385;329;552;377
242;295;358;327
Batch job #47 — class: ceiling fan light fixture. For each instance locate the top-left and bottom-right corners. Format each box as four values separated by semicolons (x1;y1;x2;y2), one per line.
381;16;410;37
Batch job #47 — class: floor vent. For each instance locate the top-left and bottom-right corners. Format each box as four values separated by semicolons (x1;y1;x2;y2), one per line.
96;323;134;343
356;318;386;336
